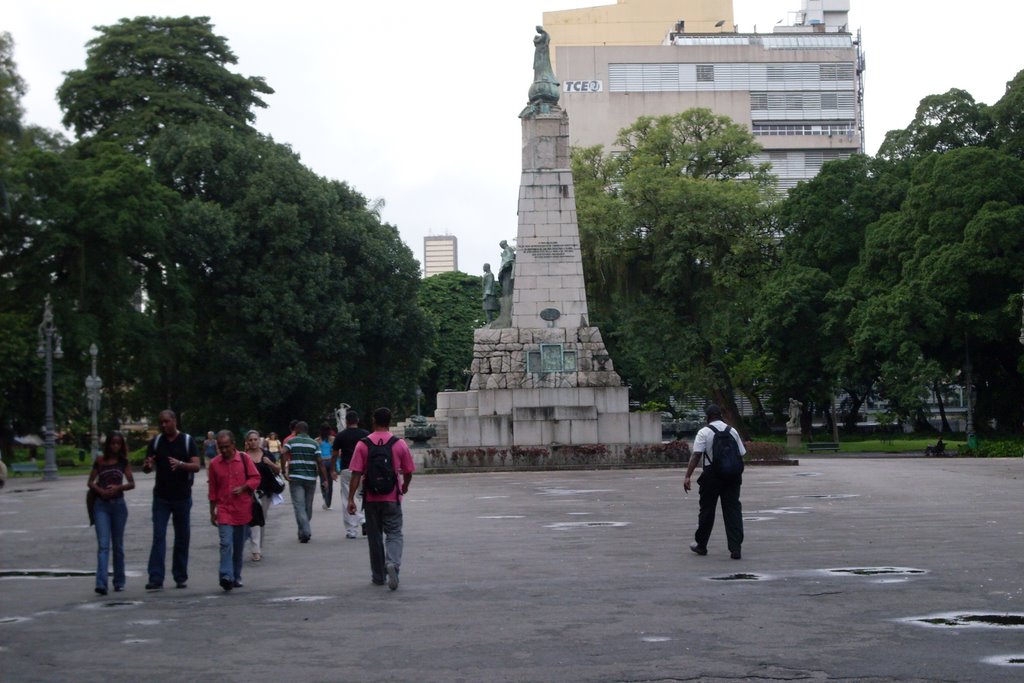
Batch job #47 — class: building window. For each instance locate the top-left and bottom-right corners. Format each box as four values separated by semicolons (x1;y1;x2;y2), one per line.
696;64;714;82
750;92;768;109
820;63;855;81
820;92;838;108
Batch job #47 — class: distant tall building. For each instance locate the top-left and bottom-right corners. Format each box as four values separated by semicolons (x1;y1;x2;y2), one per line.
423;235;458;277
546;0;865;190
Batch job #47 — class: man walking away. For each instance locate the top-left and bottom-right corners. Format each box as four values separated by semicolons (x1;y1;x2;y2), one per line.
282;421;327;543
347;407;415;590
683;404;746;560
208;430;261;590
333;410;369;539
142;410;200;589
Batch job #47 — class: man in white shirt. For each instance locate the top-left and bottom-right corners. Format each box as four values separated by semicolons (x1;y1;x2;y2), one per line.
683;404;746;559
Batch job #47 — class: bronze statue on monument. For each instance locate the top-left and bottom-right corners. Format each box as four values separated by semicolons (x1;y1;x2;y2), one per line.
519;26;560;118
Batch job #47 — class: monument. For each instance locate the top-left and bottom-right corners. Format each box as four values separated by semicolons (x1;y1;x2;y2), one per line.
435;27;661;451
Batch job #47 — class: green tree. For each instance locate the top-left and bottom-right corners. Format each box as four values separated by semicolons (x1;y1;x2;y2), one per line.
418;271;483;411
849;147;1024;430
573;109;777;432
57;16;272;154
878;88;994;161
760;154;909;430
991;68;1024;160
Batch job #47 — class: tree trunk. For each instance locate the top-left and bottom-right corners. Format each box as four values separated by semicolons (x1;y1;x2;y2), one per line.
842;389;866;432
933;381;951;434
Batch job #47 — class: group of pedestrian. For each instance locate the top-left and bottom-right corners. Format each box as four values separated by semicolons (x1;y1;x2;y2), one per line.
88;407;415;595
89;401;745;597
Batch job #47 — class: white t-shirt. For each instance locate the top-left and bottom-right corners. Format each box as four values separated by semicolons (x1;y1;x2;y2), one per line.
692;420;746;463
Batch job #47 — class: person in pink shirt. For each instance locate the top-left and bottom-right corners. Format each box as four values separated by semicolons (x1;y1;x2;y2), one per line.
208;430;261;591
347;407;415;590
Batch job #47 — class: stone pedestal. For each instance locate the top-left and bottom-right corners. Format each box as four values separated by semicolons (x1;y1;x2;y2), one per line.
439;106;661;450
787;431;803;449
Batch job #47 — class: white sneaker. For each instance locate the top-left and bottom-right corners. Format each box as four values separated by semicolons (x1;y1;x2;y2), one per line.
345;531;358;539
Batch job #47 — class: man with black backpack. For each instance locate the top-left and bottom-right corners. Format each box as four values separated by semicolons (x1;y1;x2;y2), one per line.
683;404;746;560
346;407;415;590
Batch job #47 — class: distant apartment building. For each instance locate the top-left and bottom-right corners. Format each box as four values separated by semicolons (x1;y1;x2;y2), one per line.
546;0;865;190
423;235;458;277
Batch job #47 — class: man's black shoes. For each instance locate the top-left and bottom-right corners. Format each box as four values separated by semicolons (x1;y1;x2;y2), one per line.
689;542;708;556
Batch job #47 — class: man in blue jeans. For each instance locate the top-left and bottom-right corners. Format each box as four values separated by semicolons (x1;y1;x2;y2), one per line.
142;410;200;589
282;421;327;543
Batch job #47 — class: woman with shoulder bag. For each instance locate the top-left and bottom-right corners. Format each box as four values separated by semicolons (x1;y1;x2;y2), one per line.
88;432;135;595
244;430;280;562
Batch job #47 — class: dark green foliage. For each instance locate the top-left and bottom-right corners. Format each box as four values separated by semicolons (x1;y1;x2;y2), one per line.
1;17;428;439
57;16;272;153
573;109;777;433
418;271;483;411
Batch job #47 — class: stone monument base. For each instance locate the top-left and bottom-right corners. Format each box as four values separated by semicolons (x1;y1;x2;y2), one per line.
437;386;660;448
787;431;802;449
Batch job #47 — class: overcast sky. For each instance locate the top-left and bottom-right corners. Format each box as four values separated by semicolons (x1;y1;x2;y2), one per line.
7;1;1023;277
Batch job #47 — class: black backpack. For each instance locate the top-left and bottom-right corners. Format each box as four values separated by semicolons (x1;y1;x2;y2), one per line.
361;435;399;495
707;424;744;480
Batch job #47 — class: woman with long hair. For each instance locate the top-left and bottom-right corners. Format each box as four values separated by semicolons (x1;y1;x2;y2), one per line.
244;430;280;562
87;432;135;595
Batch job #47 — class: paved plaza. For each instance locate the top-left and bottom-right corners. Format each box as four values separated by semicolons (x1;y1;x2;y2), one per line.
1;457;1022;682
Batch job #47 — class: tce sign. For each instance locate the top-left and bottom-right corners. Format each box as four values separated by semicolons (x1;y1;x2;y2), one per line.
563;80;603;93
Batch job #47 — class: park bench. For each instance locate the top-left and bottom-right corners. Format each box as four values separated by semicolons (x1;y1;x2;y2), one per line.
10;463;40;476
807;442;841;453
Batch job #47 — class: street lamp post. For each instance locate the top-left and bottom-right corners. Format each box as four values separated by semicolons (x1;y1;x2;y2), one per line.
85;343;102;461
36;296;63;481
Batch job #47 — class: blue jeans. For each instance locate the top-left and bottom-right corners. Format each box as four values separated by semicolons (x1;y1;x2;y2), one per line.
94;497;128;590
147;496;192;585
289;479;317;540
218;524;246;582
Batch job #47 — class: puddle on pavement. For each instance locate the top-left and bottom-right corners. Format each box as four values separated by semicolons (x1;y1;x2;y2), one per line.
709;573;765;581
640;636;672;643
790;494;860;500
8;489;44;493
0;617;32;625
0;530;28;535
566;512;591;515
827;567;926;577
743;516;776;522
267;596;332;603
478;515;524;519
536;488;615;496
903;612;1024;629
475;496;509;500
982;655;1024;667
544;528;630;532
754;507;813;515
122;639;157;644
0;569;94;578
78;600;142;611
792;472;822;477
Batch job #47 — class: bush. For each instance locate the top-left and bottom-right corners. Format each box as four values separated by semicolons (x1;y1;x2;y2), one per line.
958;439;1024;458
624;441;690;465
744;441;787;461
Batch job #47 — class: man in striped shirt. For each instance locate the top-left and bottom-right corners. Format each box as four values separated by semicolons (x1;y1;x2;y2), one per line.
282;421;327;543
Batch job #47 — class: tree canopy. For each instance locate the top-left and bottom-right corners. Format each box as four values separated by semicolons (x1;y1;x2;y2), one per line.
1;17;428;441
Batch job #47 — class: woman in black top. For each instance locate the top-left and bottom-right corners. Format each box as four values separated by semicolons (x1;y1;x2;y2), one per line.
87;432;135;595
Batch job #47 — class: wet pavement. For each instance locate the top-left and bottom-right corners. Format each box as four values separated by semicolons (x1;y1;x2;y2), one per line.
1;457;1023;682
